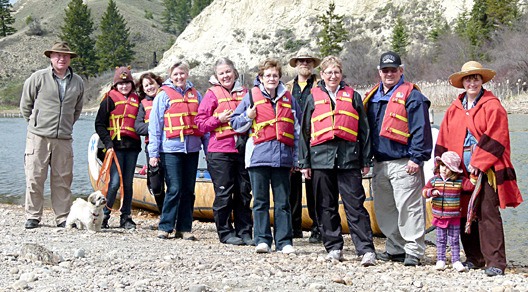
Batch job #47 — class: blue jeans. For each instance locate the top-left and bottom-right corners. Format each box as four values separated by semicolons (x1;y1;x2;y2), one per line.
159;152;199;233
104;149;140;218
248;166;292;250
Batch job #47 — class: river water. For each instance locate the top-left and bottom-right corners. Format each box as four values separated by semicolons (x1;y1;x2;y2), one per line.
1;114;527;265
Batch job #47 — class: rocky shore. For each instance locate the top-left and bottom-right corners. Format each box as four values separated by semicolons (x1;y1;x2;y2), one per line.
1;204;527;291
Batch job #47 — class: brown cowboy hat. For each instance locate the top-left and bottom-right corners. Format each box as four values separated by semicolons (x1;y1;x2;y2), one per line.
448;61;496;89
44;41;78;58
289;48;321;68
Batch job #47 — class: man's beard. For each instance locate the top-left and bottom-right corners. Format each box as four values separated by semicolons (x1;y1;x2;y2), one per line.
298;68;312;77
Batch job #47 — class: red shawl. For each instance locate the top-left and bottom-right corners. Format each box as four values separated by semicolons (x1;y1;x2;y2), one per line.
435;90;522;209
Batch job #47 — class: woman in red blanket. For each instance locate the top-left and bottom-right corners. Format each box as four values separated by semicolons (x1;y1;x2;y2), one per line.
435;61;523;277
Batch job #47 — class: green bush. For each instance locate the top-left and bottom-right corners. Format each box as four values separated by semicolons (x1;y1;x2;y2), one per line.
0;82;24;107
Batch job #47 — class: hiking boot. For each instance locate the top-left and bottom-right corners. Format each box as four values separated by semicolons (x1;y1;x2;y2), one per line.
462;261;483;270
377;251;406;262
102;215;110;229
326;249;344;262
292;230;303;239
120;217;136;230
308;229;322;244
225;237;244;245
241;236;255;246
485;267;504;277
403;254;421;266
25;219;40;229
361;252;377;267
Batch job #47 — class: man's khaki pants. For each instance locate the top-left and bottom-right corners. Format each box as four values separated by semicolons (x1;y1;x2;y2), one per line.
24;132;73;225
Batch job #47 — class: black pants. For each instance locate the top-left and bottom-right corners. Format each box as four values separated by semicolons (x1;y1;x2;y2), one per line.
146;151;165;212
207;152;253;242
312;168;375;254
290;171;317;232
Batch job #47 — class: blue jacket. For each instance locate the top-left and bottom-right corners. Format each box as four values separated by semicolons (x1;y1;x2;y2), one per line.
367;77;432;165
231;77;301;168
147;79;208;158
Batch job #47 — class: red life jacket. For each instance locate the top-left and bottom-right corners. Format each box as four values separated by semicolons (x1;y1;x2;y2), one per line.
310;86;359;146
162;86;203;141
141;98;153;143
250;87;295;147
209;85;247;139
363;82;417;145
107;89;140;141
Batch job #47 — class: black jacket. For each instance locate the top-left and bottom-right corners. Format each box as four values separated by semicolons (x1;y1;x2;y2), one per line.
298;81;371;170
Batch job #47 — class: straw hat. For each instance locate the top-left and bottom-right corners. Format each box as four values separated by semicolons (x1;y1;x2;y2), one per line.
289;48;321;68
44;41;78;58
448;61;496;89
435;151;463;173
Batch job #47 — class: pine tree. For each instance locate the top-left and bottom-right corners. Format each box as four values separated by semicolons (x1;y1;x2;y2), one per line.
316;2;348;57
390;16;410;56
60;0;98;78
95;0;135;72
0;0;16;37
190;0;212;18
162;0;191;35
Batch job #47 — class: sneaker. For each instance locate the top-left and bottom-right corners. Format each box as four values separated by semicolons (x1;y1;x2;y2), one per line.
56;221;66;228
157;231;169;239
435;260;446;271
181;231;197;241
25;219;40;229
326;249;344;262
225;237;244;245
485;267;504;277
462;261;482;270
308;229;322;244
453;261;468;272
377;251;405;262
255;243;271;253
120;217;136;230
280;244;296;254
361;252;376;267
403;254;421;266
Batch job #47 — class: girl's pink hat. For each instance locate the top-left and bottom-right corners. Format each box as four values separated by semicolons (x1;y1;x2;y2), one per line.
435;151;463;173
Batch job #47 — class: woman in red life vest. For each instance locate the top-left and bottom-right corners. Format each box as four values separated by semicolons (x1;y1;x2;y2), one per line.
148;61;207;240
298;56;376;266
95;66;141;229
195;58;253;246
135;72;165;213
230;58;302;254
436;61;522;276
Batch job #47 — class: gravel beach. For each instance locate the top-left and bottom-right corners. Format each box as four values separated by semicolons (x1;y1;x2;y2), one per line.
1;204;527;292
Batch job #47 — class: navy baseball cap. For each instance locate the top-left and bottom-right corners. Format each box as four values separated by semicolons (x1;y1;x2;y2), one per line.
379;51;402;69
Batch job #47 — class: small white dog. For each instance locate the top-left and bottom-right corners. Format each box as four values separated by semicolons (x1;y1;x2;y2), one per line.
66;191;107;233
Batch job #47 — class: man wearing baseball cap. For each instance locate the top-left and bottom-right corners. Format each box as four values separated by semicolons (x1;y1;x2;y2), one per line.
363;51;433;266
20;41;84;229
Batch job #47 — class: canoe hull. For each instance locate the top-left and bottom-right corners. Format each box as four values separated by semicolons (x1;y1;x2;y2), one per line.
88;133;433;236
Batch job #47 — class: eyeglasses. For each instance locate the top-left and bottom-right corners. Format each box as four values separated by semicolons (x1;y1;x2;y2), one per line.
263;74;279;80
298;59;314;64
380;68;399;74
323;71;342;76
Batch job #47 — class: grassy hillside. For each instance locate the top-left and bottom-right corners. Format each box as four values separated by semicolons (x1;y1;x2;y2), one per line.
0;0;175;105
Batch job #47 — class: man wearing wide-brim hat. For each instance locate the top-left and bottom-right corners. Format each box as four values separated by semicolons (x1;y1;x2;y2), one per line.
285;48;322;243
20;41;84;229
436;60;522;277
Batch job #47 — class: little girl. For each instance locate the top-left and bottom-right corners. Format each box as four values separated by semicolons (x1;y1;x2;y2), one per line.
422;151;476;272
